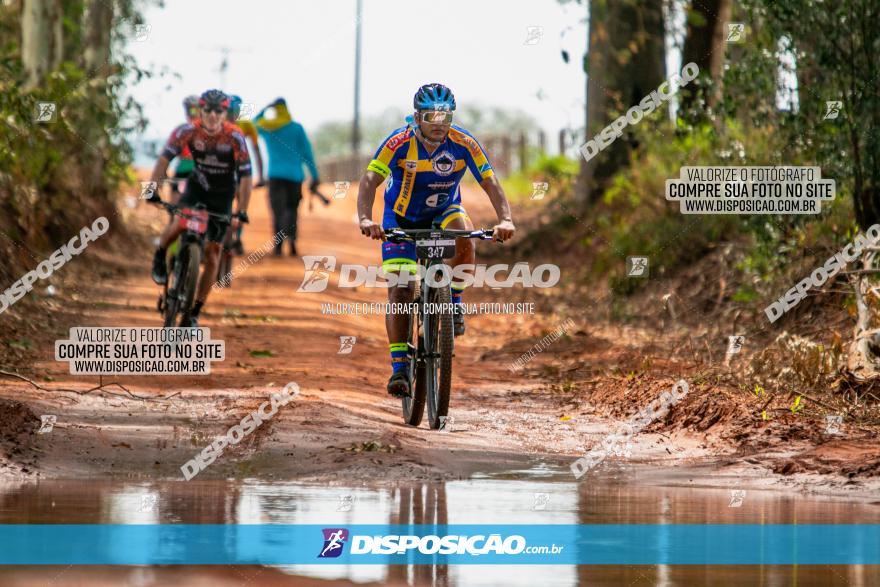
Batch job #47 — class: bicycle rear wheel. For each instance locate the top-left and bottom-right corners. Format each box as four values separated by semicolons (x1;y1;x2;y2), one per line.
427;285;454;429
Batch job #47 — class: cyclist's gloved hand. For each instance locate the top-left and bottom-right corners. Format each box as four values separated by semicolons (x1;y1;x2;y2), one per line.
235;211;250;224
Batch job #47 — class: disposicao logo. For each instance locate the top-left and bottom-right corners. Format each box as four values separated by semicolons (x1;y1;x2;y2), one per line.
315;529;563;558
298;256;337;293
318;528;349;558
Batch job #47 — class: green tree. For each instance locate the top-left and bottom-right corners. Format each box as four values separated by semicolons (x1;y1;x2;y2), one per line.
734;0;880;229
581;0;666;205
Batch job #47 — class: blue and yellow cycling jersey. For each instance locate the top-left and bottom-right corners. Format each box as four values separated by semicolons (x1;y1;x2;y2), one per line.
367;124;495;225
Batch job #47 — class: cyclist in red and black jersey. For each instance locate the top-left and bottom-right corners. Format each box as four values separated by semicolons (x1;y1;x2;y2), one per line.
146;89;252;327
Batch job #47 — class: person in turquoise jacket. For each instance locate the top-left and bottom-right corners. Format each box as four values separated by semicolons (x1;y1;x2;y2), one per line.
254;98;321;256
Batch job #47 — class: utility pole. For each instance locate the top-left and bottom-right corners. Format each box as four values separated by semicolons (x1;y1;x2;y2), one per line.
197;45;252;91
352;0;362;155
218;47;229;90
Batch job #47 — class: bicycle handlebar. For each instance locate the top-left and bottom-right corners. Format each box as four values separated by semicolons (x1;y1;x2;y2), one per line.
384;228;497;242
150;200;232;221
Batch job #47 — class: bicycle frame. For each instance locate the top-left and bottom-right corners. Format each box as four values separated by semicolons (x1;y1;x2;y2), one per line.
385;227;494;428
152;200;231;326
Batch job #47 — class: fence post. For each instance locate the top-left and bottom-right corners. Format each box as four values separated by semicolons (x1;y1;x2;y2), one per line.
518;132;528;172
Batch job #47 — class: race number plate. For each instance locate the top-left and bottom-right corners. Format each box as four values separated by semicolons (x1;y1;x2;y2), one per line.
415;234;456;259
179;208;209;235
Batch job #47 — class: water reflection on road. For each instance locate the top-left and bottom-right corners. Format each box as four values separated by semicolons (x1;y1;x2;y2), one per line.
0;472;878;586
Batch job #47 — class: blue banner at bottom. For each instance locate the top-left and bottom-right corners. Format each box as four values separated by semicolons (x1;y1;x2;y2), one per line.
1;524;878;565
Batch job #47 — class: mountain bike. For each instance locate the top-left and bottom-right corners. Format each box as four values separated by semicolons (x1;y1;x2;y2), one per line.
384;227;495;429
152;201;231;327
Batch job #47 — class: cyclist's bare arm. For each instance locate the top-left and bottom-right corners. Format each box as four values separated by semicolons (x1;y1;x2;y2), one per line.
168;160;182;205
234;175;252;226
149;156;171;198
357;170;385;240
479;175;515;241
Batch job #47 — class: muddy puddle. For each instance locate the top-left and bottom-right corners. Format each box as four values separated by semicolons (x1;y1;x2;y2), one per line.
0;467;878;586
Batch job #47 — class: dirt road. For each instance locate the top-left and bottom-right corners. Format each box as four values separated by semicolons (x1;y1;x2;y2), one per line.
0;183;581;483
0;183;878;499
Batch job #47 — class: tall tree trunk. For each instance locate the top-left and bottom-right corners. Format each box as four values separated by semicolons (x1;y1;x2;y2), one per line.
83;0;115;197
83;0;114;76
680;0;731;116
21;0;63;89
579;0;666;205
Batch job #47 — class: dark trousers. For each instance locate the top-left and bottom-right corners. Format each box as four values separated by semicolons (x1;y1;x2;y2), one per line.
268;178;303;250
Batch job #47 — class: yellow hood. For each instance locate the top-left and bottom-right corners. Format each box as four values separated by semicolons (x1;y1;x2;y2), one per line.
257;103;292;130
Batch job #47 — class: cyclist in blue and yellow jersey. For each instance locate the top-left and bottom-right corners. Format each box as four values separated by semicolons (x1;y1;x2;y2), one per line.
227;95;265;187
357;83;516;397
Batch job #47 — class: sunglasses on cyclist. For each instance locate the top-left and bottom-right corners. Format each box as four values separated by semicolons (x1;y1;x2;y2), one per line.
420;110;453;124
202;106;226;114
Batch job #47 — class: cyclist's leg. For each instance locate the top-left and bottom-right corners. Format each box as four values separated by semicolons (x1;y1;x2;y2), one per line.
159;184;199;249
383;251;417;367
437;203;476;265
198;241;223;301
153;204;186;284
190;216;228;320
382;215;420;394
158;218;185;250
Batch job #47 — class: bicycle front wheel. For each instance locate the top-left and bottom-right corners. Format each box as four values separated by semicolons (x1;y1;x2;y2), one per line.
164;242;200;327
427;284;454;429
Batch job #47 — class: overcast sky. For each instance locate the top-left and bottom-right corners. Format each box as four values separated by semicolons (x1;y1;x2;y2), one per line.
127;0;589;145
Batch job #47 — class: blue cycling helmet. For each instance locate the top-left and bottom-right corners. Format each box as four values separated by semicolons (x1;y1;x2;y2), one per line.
228;94;243;119
413;83;456;111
